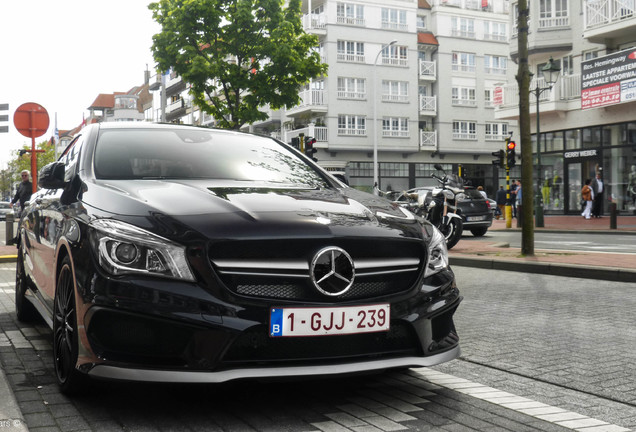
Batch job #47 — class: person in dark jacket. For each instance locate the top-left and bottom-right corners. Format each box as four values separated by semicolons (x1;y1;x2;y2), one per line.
590;171;604;218
11;170;33;218
495;185;507;220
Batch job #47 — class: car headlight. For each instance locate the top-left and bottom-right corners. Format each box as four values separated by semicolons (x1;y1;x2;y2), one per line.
89;219;195;281
425;225;449;277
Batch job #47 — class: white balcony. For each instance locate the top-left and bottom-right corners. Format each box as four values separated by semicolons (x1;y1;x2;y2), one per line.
584;0;636;42
337;16;365;26
286;90;328;116
285;125;328;143
419;95;437;116
419;60;437;81
419;130;437;149
303;13;326;31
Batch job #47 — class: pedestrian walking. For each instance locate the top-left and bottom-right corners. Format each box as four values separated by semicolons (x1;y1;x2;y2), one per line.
10;170;33;219
495;185;506;220
515;179;522;225
591;170;604;218
509;180;518;218
581;179;593;219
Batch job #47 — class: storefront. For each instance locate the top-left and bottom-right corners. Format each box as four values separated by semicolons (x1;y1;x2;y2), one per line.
535;122;636;215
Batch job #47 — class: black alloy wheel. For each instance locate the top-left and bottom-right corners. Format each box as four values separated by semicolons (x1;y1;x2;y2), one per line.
15;247;38;322
53;256;88;394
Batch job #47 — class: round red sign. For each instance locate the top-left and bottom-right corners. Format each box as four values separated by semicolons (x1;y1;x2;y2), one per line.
13;102;50;138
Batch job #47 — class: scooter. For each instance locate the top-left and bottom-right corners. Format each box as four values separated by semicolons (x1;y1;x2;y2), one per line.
416;164;464;249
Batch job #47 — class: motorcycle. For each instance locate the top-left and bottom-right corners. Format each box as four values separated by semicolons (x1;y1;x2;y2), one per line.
415;164;464;249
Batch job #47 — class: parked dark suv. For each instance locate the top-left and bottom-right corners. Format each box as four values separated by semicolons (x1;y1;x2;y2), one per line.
15;122;462;393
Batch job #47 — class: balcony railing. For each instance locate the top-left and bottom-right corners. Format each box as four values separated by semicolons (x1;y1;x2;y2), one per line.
381;21;409;31
303;13;326;30
585;0;635;29
539;16;570;28
381;57;409;67
419;60;437;79
382;94;409;103
337;90;366;100
419;95;437;113
337;53;365;63
452;98;477;107
297;89;327;108
382;129;410;138
286;125;328;143
337;16;365;26
496;74;582;108
419;130;437;148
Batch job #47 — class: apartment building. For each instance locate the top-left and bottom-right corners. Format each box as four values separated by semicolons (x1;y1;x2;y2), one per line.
143;0;511;195
495;0;636;215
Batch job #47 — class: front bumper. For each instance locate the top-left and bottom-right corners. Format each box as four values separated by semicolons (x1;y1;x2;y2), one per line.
78;268;461;383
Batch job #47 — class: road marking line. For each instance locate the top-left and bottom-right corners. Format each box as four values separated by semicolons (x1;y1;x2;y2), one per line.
411;369;630;432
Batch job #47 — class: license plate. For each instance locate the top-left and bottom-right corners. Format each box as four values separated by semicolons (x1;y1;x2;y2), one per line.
467;215;486;221
270;304;390;337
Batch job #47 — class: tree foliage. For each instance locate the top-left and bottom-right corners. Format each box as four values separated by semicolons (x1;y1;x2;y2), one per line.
149;0;327;130
2;141;56;199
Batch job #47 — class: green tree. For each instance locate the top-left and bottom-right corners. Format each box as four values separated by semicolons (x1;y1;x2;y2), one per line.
149;0;328;130
6;140;56;196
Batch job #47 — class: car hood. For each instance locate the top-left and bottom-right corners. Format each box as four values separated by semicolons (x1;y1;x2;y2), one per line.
83;180;424;241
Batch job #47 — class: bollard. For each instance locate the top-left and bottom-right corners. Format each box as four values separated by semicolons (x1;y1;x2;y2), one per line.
609;202;617;229
5;213;14;244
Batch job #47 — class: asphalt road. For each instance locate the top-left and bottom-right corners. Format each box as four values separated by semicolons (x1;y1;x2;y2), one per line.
1;264;635;431
465;230;636;254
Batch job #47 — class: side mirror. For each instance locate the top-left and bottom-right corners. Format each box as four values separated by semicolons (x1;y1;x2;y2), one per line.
38;162;67;190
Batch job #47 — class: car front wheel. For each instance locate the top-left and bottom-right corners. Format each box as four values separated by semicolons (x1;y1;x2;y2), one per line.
53;256;88;394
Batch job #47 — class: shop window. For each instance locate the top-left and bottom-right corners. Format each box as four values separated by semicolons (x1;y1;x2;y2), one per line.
565;129;580;150
545;131;564;152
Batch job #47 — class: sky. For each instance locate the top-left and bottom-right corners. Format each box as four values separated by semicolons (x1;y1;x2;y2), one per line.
0;1;161;169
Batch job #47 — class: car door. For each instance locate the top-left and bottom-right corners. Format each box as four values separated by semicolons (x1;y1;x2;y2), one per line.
24;134;84;312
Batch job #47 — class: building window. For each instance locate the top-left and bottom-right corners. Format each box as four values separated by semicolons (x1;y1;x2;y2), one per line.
380;162;409;177
337;77;366;100
453;121;477;140
539;0;569;27
451;17;475;38
452;87;477;106
337;2;365;26
485;122;509;140
382;45;408;67
382;80;409;103
381;8;408;31
484;21;507;41
561;55;574;75
416;163;452;177
484;55;507;74
452;52;475;73
485;89;493;107
382;117;409;137
337;40;365;63
417;15;427;30
338;114;366;136
584;50;598;61
350;162;373;177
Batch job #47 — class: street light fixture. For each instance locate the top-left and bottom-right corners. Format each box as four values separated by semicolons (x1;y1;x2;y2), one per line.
373;39;398;195
531;57;560;227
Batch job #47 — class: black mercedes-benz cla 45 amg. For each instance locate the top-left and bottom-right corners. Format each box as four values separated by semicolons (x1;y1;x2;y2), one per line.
15;122;461;393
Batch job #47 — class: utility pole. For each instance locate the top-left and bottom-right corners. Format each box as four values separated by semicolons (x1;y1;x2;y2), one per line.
516;0;534;256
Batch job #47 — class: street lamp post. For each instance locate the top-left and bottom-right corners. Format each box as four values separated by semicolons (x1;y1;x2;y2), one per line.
373;39;398;195
531;57;560;227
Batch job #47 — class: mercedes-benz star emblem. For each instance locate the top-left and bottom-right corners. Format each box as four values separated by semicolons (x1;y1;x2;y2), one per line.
310;247;355;296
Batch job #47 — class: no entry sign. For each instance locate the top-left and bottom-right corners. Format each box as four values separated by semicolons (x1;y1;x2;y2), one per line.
14;102;49;138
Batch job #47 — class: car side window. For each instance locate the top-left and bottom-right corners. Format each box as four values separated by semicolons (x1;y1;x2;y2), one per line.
60;134;84;182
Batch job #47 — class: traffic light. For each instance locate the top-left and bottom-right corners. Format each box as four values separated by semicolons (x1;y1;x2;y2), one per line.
506;140;516;168
290;137;300;149
304;137;317;161
491;149;504;168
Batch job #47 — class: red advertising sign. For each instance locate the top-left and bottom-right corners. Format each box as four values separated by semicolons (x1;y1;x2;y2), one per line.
581;82;621;109
493;86;503;106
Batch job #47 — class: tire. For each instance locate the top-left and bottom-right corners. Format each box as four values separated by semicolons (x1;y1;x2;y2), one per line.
53;256;89;395
441;217;463;250
470;227;488;237
15;248;39;322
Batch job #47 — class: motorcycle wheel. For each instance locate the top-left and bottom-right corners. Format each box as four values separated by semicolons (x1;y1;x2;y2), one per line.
441;217;463;250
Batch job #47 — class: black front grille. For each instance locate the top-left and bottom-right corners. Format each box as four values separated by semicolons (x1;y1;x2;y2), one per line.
222;321;421;365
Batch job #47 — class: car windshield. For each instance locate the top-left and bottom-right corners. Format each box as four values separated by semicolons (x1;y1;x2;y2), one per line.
94;128;330;189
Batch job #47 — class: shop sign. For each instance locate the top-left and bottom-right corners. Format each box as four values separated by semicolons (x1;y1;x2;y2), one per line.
581;48;636;110
564;149;598;159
